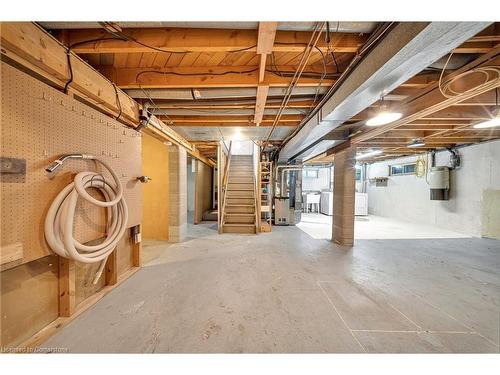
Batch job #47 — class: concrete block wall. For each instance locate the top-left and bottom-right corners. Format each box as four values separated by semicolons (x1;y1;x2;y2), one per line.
303;167;331;192
168;145;188;242
366;139;500;237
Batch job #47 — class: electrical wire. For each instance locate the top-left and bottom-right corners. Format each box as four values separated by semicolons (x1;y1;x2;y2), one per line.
415;155;426;178
134;67;335;84
75;23;260;55
63;47;74;94
276;22;395;158
112;83;122;121
263;22;326;148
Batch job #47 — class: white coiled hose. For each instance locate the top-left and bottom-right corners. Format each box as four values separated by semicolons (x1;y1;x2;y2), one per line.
45;155;128;281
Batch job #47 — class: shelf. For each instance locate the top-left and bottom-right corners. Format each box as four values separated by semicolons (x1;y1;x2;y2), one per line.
259;161;273;233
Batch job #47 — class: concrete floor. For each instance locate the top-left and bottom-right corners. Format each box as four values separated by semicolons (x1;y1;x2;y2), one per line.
44;221;499;353
298;213;471;240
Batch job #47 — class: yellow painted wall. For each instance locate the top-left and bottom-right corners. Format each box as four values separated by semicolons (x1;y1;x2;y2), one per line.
142;134;169;240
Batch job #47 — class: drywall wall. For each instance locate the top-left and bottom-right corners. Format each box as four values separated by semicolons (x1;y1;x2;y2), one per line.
0;61;142;347
302;167;332;192
366;139;500;237
142;134;169;240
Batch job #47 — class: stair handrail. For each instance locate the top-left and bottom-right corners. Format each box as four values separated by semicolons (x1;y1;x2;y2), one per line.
220;140;233;226
253;147;260;234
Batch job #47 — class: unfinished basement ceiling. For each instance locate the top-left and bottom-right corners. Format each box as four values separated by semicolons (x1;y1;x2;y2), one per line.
39;21;378;33
40;21;500;161
172;126;294;141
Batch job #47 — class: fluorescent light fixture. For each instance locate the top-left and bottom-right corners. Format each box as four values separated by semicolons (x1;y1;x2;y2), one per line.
407;139;426;148
473;116;500;129
366;111;403;126
356;150;383;160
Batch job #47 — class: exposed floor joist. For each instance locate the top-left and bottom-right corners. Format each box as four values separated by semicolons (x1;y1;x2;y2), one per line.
279;22;492;162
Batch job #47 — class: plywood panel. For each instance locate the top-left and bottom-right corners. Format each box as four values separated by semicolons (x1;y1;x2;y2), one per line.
0;255;59;347
0;62;142;266
195;161;213;224
142;134;169;240
75;262;106;306
116;233;135;276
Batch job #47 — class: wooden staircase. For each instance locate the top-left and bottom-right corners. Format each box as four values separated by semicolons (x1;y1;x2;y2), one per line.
221;155;257;234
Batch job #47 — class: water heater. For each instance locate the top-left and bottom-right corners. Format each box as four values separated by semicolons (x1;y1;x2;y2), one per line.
429;166;450;200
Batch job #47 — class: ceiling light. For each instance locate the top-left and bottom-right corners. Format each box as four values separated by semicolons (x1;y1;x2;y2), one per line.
366;96;402;127
407;139;426;148
474;89;499;128
473;116;500;129
366;111;403;126
356;150;383;160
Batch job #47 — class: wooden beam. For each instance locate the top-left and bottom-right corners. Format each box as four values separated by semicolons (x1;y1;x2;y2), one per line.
67;27;365;54
257;22;277;83
254;85;269;125
352;48;500;144
363;137;489;143
99;65;334;88
163;114;303;123
105;250;117;285
0;22;140;126
167;121;300;127
259;55;267;83
58;258;75;317
148;99;315;109
255;23;277;126
257;22;278;54
0;22;209;165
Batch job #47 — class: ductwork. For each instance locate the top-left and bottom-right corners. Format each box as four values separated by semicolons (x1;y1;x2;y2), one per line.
149;108;306;116
124;87;329;101
278;22;491;162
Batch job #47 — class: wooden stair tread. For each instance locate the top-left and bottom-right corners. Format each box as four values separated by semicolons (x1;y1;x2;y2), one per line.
224;223;255;227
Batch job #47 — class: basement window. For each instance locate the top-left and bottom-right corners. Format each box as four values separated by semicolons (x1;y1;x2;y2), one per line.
303;169;319;178
390;163;416;176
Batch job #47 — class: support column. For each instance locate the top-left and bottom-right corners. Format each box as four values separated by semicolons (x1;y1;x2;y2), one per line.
168;145;187;242
332;146;356;247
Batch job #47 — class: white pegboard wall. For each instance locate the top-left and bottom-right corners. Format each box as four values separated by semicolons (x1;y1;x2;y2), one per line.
1;62;142;265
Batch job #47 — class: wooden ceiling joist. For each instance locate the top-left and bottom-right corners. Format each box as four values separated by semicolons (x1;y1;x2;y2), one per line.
352;48;500;144
0;22;139;126
254;85;269;125
148;99;315;110
98;65;334;88
63;27;490;56
0;22;215;165
257;22;277;81
254;22;277;126
64;27;366;55
161;114;302;124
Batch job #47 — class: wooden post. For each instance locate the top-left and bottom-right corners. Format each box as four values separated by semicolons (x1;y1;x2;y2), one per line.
58;257;76;317
217;144;223;234
332;146;357;247
132;225;142;267
105;250;117;285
